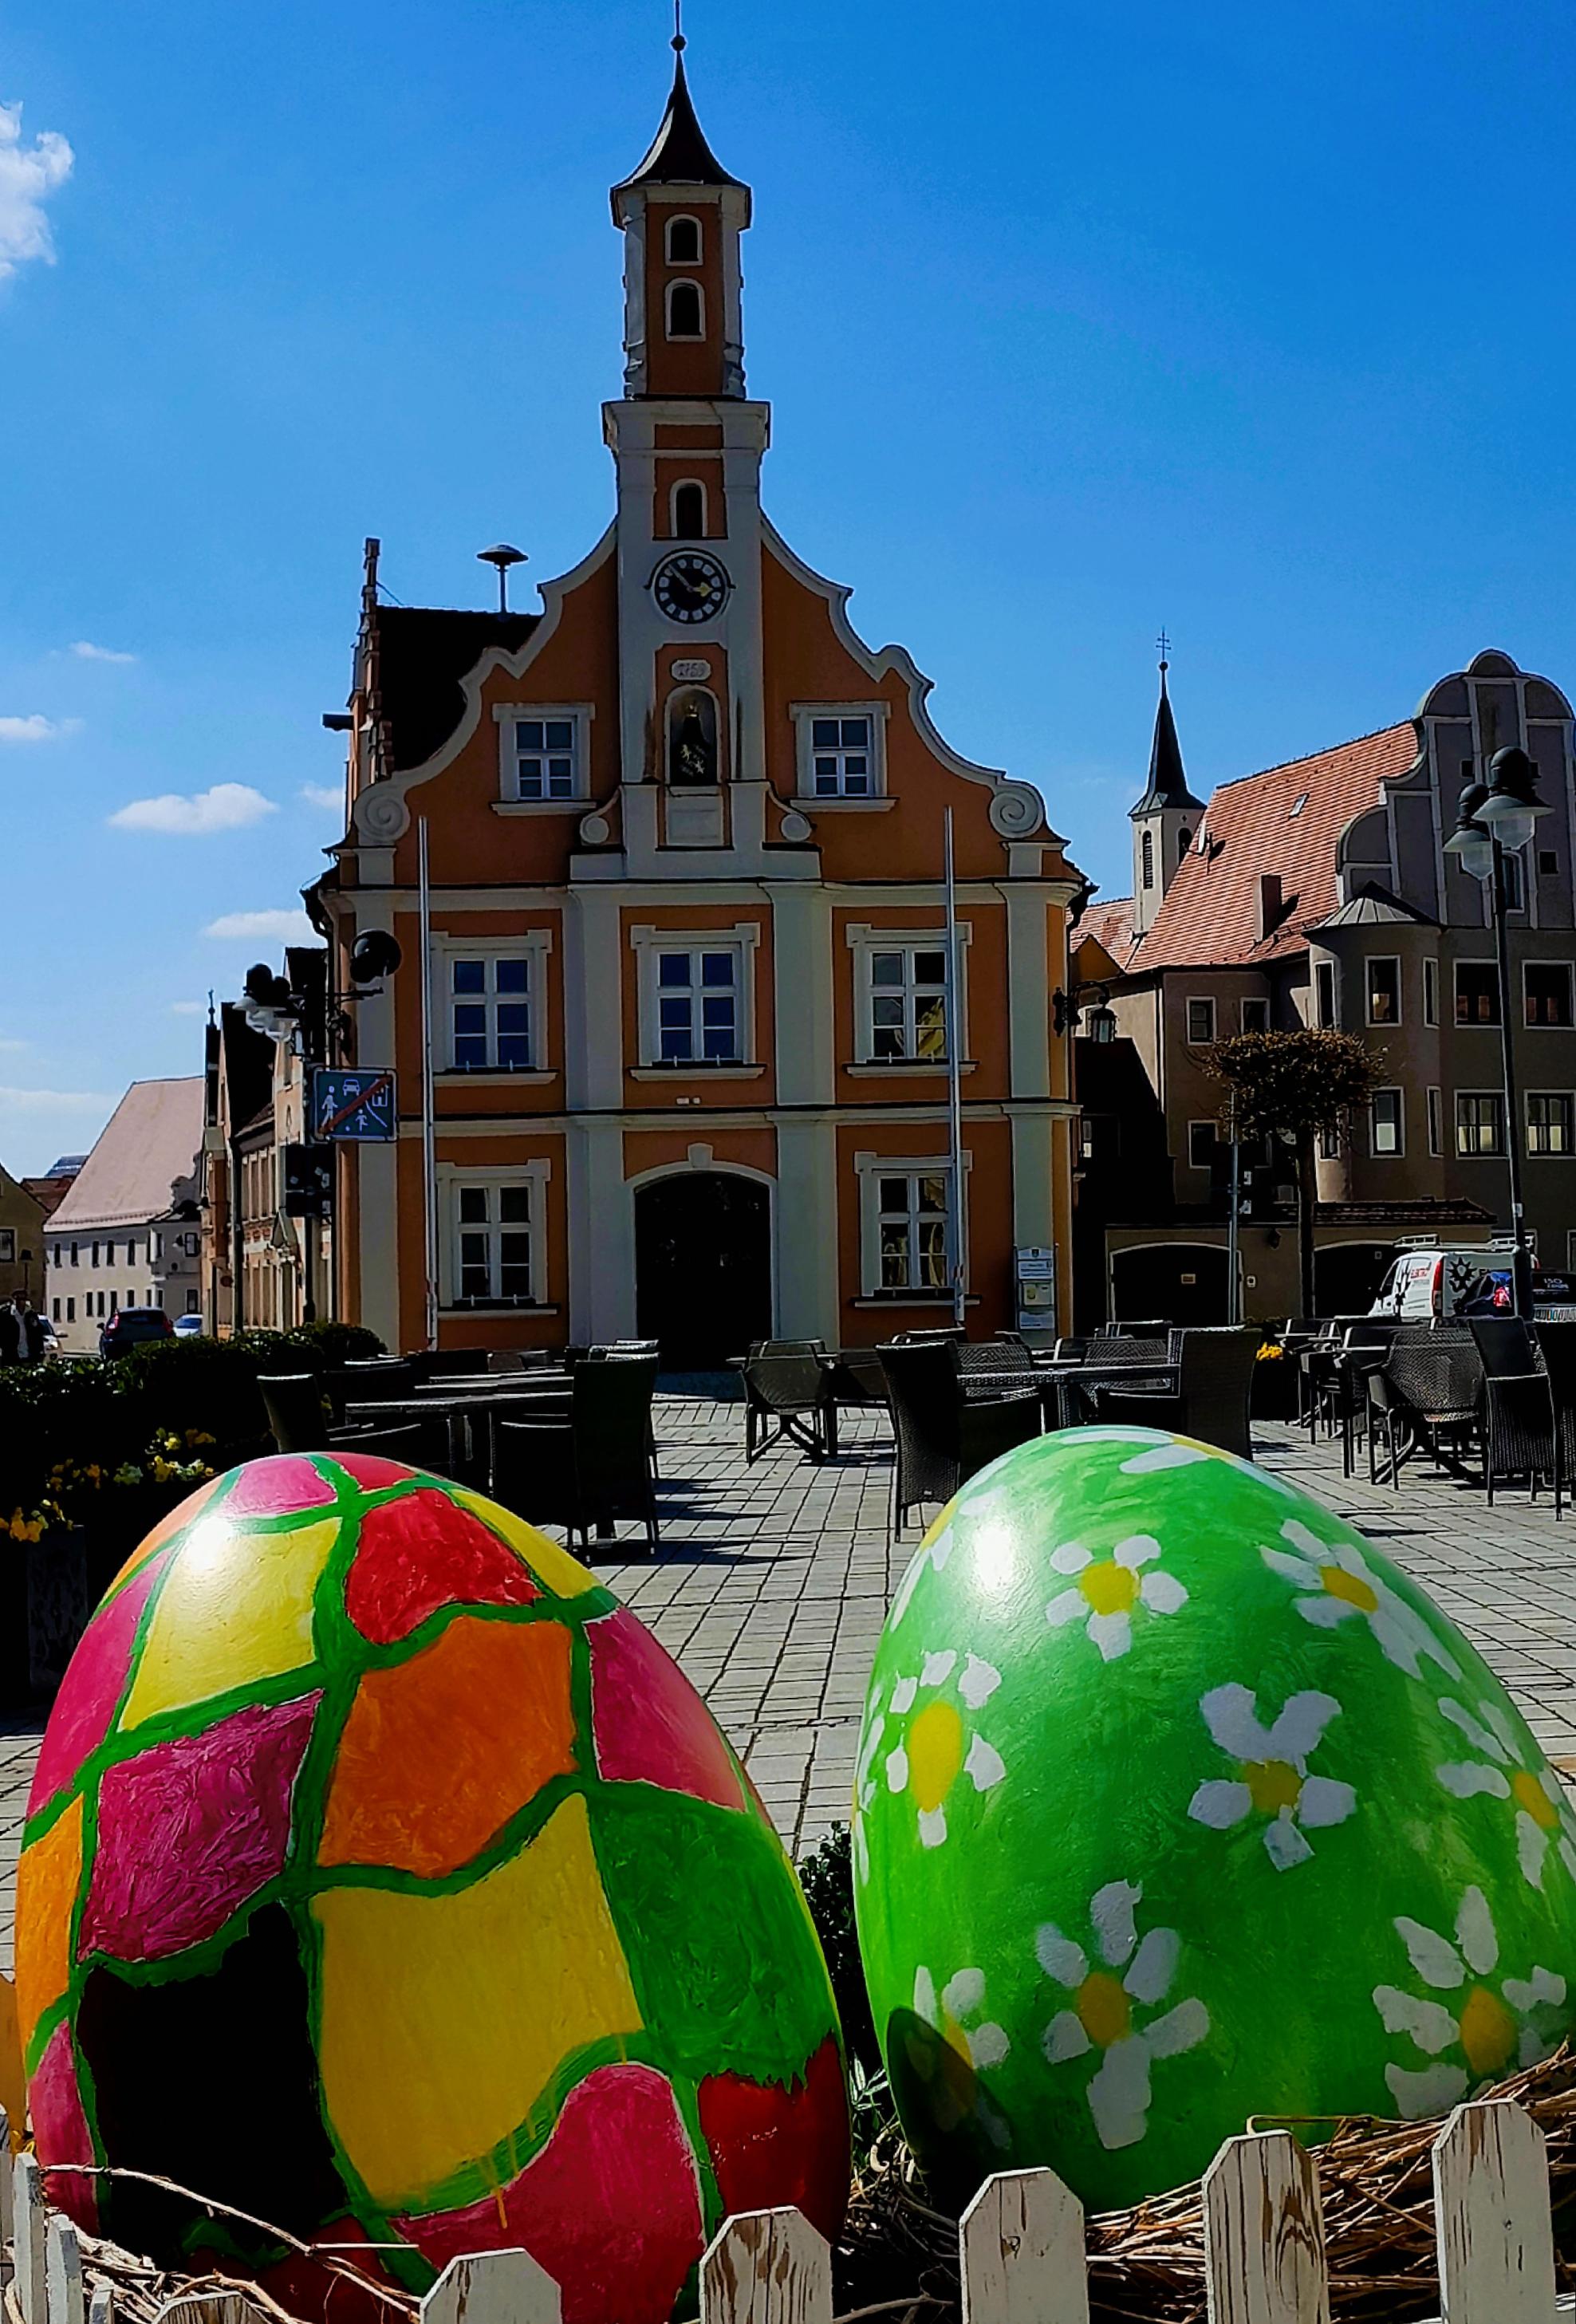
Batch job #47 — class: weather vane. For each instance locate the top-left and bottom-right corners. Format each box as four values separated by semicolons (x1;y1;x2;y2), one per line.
1156;628;1171;669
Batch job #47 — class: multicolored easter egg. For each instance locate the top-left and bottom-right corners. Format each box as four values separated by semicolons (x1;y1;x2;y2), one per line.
853;1426;1576;2211
16;1453;847;2324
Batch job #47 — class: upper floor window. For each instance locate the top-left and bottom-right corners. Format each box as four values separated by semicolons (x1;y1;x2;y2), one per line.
664;214;702;264
450;955;532;1072
877;1170;950;1294
1528;1092;1574;1156
52;1242;61;1267
1366;957;1401;1025
671;480;707;539
1314;960;1336;1030
1526;962;1574;1027
1456;1091;1505;1156
1241;997;1270;1034
792;703;887;801
1370;1088;1403;1156
869;946;948;1063
512;718;577;800
666;280;703;340
1141;830;1155;890
1186;997;1215;1046
655;948;739;1063
1456;962;1501;1026
1424;957;1440;1026
0;1229;13;1265
454;1180;536;1306
1501;849;1527;912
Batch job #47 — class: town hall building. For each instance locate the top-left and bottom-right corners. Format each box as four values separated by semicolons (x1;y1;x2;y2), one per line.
309;42;1085;1361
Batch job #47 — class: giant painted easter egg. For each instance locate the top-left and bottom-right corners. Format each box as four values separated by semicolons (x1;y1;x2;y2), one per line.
853;1426;1576;2210
17;1453;847;2324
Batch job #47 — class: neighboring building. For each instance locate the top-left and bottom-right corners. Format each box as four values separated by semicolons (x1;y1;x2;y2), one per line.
22;1156;84;1223
1073;648;1574;1322
199;952;333;1335
44;1081;205;1352
309;46;1084;1361
0;1164;49;1310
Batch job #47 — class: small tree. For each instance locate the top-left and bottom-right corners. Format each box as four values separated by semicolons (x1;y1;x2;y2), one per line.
1204;1029;1387;1317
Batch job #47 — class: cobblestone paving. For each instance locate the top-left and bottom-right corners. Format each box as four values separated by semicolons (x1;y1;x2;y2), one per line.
5;1400;1576;1977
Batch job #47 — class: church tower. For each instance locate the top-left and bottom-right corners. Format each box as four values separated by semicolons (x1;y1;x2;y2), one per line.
605;32;771;845
1129;655;1204;933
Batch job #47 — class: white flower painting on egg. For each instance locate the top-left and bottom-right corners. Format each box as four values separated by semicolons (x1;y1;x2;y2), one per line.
1037;1879;1209;2150
1188;1683;1357;1869
1262;1518;1460;1680
1433;1693;1576;1894
1045;1534;1188;1662
908;1963;1011;2147
1373;1885;1567;2117
878;1648;1005;1848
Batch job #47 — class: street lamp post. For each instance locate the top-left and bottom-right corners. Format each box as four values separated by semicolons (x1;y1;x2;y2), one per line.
1444;745;1550;1320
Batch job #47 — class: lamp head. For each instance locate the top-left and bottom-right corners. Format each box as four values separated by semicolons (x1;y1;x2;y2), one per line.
1479;744;1547;849
1444;784;1494;880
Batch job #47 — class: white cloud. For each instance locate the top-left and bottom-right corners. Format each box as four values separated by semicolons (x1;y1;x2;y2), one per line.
168;1000;206;1017
203;908;316;943
0;101;73;282
0;1036;24;1052
0;714;79;744
110;782;276;835
70;640;136;664
300;783;343;811
0;1085;109;1113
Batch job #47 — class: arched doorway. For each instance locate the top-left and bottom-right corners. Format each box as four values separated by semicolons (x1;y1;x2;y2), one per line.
1314;1242;1393;1318
635;1172;773;1369
1110;1243;1230;1326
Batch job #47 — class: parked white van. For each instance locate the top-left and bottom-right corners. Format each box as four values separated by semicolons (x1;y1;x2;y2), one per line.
1369;1247;1493;1321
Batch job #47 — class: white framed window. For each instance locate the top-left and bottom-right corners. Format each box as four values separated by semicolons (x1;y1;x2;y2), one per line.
1365;957;1401;1026
1527;1093;1574;1156
853;1150;971;1298
631;924;760;1069
1456;1091;1505;1156
1424;958;1439;1026
846;925;970;1065
664;213;702;264
670;479;707;539
1185;997;1215;1046
0;1229;12;1264
1318;1119;1342;1161
1456;961;1500;1026
791;703;888;801
666;278;704;339
186;1290;200;1314
1241;996;1269;1034
1525;962;1574;1027
1370;1088;1404;1156
436;932;552;1074
65;1298;74;1323
1427;1085;1443;1156
493;703;591;806
1502;849;1527;912
439;1162;550;1309
1187;1121;1216;1171
51;1298;59;1322
1314;959;1337;1029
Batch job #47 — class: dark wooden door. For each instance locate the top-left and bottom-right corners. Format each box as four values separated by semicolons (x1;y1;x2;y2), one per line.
636;1172;773;1369
1110;1243;1230;1326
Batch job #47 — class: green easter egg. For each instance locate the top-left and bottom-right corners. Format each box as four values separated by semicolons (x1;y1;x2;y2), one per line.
852;1426;1576;2210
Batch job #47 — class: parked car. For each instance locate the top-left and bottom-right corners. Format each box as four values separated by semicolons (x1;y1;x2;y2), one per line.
1369;1246;1495;1321
172;1313;207;1338
99;1307;175;1358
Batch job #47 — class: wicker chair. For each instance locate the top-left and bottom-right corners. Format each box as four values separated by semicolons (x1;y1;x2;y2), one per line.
742;1349;832;1463
1377;1334;1485;1479
261;1373;332;1454
491;1355;660;1553
1538;1323;1576;1491
879;1341;1041;1537
958;1339;1034;1401
329;1418;452;1472
1093;1326;1259;1459
1469;1317;1540;1378
1482;1372;1560;1511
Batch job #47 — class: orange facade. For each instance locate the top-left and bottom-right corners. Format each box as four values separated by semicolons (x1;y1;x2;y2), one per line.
313;55;1082;1361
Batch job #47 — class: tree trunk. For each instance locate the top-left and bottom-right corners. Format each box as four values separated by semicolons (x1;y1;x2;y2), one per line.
1296;1133;1318;1318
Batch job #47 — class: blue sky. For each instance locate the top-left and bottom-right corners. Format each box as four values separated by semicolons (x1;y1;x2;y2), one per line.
3;0;1575;1174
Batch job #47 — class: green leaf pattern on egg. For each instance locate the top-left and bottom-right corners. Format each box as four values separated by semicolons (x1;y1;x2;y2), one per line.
852;1428;1576;2210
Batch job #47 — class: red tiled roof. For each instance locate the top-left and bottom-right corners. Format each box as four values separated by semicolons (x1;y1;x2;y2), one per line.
1127;722;1420;971
1074;895;1139;972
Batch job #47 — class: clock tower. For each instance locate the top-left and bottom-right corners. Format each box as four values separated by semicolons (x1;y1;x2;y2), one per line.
605;34;774;851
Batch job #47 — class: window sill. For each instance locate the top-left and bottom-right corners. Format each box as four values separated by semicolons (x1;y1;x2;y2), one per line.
441;1302;561;1315
439;1070;558;1086
628;1064;766;1081
792;796;896;812
844;1060;977;1078
853;1294;982;1309
492;800;589;816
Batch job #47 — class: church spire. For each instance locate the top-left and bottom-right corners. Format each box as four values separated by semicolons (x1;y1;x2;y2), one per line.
1130;649;1204;818
611;24;749;217
1129;642;1204;934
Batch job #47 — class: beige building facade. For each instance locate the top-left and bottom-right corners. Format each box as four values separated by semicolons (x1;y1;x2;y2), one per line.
44;1081;205;1351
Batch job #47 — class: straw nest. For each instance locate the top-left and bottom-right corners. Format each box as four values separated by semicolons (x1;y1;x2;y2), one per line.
834;2043;1576;2324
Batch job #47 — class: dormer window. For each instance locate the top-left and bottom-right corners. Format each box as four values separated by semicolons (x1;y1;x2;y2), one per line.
664;215;702;264
666;280;704;340
672;479;707;538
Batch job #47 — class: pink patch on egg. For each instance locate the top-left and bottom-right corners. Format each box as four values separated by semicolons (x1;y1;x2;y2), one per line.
30;2021;98;2231
588;1605;744;1811
223;1457;337;1518
397;2063;703;2324
344;1488;539;1645
79;1692;320;1964
28;1553;168;1817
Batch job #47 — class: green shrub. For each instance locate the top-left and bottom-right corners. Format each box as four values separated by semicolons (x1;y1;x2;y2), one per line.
798;1823;880;2075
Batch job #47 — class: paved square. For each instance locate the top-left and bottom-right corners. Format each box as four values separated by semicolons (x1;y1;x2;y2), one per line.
5;1401;1576;1979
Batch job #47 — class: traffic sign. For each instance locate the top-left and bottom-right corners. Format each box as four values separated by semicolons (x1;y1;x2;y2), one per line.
310;1067;396;1143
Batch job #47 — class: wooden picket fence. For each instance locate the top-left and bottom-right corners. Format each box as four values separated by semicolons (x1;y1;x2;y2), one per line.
4;2096;1576;2324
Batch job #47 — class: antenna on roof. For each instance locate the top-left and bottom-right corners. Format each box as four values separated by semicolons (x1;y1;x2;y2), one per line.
477;543;528;614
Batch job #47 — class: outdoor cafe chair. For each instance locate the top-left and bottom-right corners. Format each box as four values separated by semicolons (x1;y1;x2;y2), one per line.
959;1339;1034;1400
329;1418;452;1474
742;1349;832;1463
1482;1370;1560;1512
1537;1322;1576;1490
1469;1316;1540;1378
261;1373;332;1455
879;1340;1041;1538
491;1354;660;1554
1093;1325;1259;1459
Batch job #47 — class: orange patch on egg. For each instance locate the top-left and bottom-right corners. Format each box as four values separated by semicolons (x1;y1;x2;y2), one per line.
15;1796;83;2054
318;1617;576;1877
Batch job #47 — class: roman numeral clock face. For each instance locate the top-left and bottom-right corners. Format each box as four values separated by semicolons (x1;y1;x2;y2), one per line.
652;550;731;626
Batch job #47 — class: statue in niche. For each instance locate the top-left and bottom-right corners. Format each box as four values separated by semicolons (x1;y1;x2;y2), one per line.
668;688;719;786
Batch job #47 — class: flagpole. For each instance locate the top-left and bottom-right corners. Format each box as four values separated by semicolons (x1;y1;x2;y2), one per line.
418;817;439;1352
944;807;967;1332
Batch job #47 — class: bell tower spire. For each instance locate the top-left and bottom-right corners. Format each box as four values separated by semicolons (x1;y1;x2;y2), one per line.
1130;640;1205;934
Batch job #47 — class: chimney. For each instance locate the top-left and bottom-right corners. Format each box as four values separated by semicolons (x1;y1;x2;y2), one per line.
1258;874;1282;939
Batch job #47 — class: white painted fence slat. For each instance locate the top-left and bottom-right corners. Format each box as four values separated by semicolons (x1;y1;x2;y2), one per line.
959;2167;1089;2324
1432;2099;1556;2323
1202;2132;1330;2324
418;2250;561;2324
45;2214;83;2324
155;2296;273;2324
87;2286;113;2324
13;2153;48;2324
699;2207;832;2324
